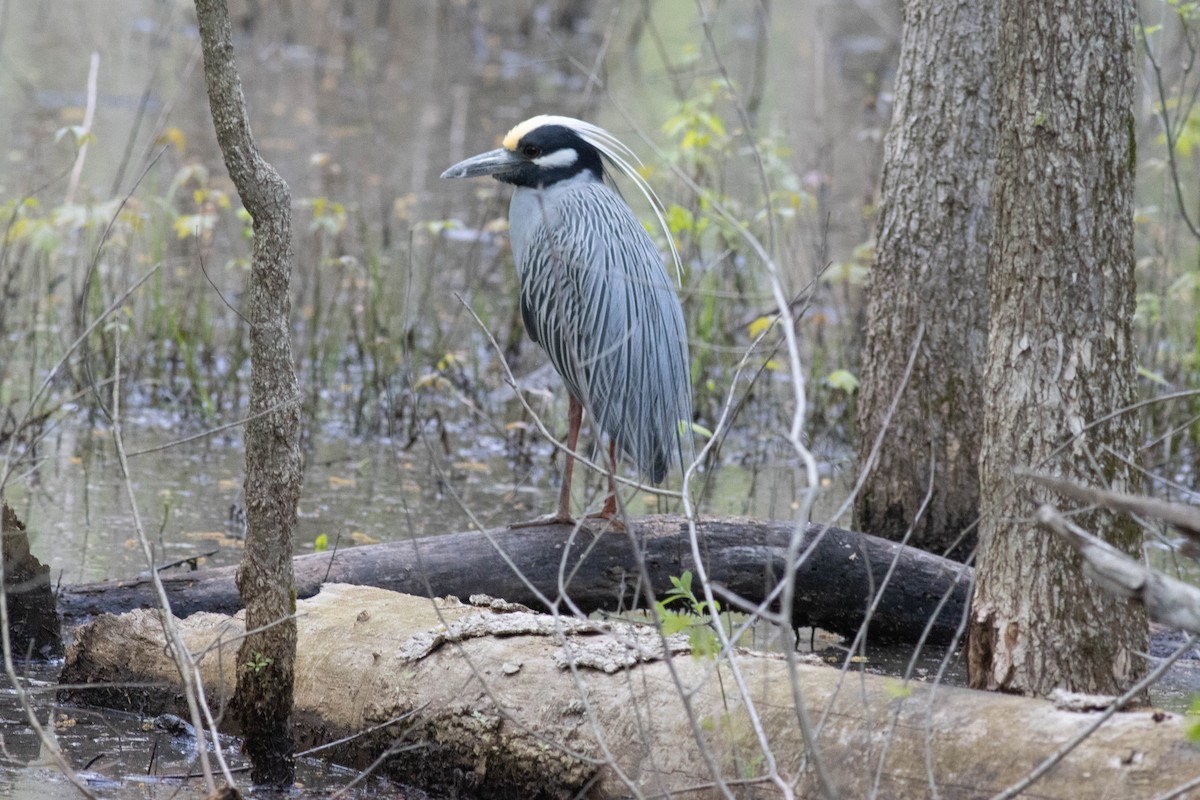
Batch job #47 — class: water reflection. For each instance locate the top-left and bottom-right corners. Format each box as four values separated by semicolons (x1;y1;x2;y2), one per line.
11;406;853;584
1;664;398;799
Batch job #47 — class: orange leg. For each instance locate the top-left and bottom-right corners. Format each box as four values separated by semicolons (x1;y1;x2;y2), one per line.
555;395;584;520
601;440;618;517
510;395;582;529
586;439;625;531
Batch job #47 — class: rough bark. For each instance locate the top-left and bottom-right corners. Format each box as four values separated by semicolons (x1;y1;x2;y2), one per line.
968;0;1148;695
58;516;972;646
195;0;302;784
1;502;62;659
61;584;1200;800
855;0;996;560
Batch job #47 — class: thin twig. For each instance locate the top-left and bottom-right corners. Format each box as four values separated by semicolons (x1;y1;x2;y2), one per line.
126;392;303;457
329;742;426;799
0;247;163;493
298;706;427;758
64;52;100;207
0;156;177;799
1022;469;1200;539
867;458;939;799
1153;771;1200;800
1139;12;1200;240
454;295;679;500
108;326;234;794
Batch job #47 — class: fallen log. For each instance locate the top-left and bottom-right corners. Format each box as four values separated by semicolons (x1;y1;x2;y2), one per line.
58;516;972;645
60;584;1200;799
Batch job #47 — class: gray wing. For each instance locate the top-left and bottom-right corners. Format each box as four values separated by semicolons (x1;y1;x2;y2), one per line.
515;181;692;483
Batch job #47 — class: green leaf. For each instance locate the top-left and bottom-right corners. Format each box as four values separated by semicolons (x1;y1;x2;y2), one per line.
680;129;710;151
689;626;718;658
173;213;216;240
703;112;726;138
1137;366;1170;387
827;369;859;393
1187;696;1200;742
418;219;464;235
665;204;694;235
748;315;773;339
659;610;693;636
314;533;329;552
54;125;94;146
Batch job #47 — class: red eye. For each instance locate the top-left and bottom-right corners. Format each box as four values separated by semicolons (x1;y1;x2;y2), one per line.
522;144;541;158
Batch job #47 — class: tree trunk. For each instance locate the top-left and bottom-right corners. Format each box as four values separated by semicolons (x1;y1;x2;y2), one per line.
195;0;303;784
855;0;996;561
1;503;62;659
968;0;1147;695
56;516;973;646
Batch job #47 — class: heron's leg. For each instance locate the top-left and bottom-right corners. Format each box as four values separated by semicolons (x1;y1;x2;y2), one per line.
585;440;625;532
600;440;618;517
556;395;584;520
509;395;582;529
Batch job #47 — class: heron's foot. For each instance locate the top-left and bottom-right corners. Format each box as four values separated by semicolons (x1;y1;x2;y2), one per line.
508;513;577;530
582;510;626;533
508;512;624;534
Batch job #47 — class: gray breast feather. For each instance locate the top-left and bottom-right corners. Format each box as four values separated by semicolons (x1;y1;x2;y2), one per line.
508;179;692;483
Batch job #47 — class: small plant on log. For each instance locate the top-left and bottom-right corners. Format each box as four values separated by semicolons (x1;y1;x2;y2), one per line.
656;571;721;658
245;652;273;675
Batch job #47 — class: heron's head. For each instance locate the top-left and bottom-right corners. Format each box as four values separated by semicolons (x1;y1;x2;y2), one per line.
442;115;648;188
441;117;602;187
440;115;683;279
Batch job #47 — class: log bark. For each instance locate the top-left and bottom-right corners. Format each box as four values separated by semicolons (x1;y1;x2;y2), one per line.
60;584;1200;800
58;516;972;646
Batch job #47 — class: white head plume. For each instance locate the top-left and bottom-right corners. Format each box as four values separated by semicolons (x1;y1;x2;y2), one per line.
504;115;683;284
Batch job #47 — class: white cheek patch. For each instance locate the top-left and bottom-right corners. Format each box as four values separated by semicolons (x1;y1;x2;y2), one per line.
533;148;579;169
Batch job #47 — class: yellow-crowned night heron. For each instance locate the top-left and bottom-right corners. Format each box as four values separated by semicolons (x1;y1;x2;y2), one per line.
441;115;692;528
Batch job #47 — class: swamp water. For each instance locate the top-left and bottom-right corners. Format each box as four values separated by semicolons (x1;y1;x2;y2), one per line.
7;1;1194;798
0;0;890;794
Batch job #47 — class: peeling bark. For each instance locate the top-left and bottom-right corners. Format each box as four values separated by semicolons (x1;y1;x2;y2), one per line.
60;584;1200;800
195;0;302;784
855;0;996;560
969;0;1148;696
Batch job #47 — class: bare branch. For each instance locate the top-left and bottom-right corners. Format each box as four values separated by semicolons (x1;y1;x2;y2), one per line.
1036;503;1200;634
1024;470;1200;541
63;52;99;207
109;326;234;793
